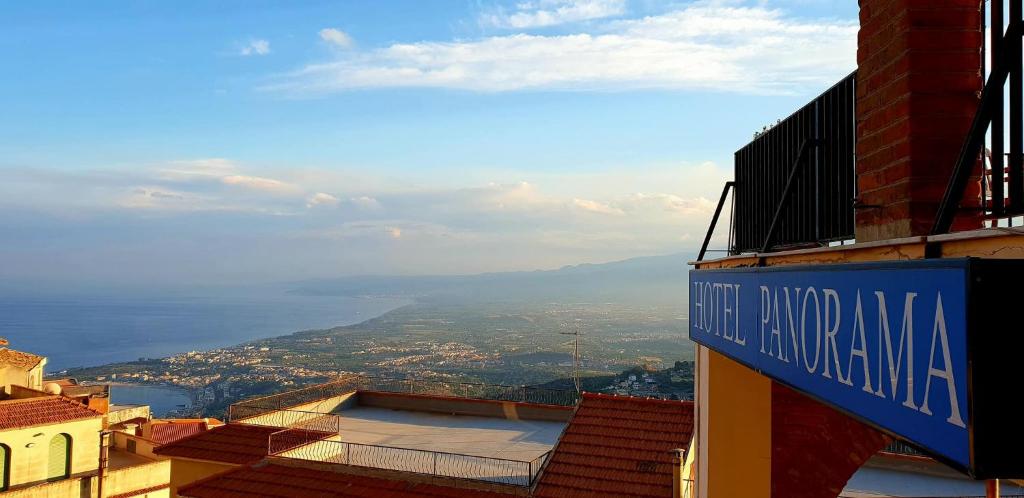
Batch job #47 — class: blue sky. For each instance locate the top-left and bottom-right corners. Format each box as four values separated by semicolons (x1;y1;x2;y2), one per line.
0;0;858;288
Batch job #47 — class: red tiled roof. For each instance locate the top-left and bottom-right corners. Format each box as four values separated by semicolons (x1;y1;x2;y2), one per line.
178;463;519;498
0;395;102;430
150;420;210;445
153;423;329;465
534;393;695;498
0;347;44;369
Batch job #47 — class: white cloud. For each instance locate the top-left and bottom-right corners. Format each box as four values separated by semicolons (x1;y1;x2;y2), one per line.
119;187;191;209
624;193;716;216
269;3;856;95
319;28;354;48
157;158;240;181
221;174;299;194
482;0;627;29
307;192;340;208
349;195;381;210
573;198;624;215
2;160;732;281
240;39;270;56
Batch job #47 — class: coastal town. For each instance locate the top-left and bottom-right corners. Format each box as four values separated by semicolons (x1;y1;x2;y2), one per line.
63;301;693;417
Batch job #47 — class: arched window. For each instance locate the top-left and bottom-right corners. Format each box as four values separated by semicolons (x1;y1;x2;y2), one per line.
0;443;10;491
46;434;71;481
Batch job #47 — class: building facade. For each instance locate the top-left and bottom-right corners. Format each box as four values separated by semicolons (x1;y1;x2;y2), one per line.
0;344;171;498
690;1;1024;497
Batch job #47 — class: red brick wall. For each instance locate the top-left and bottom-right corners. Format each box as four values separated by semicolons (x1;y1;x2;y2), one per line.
856;0;983;241
770;383;892;498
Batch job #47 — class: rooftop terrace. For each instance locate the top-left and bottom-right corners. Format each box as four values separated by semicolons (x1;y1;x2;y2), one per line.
225;377;576;488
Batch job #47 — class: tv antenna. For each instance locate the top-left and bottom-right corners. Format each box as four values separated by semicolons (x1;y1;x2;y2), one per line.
560;320;583;394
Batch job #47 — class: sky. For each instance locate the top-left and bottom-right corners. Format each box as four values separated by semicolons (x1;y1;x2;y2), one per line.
0;0;859;289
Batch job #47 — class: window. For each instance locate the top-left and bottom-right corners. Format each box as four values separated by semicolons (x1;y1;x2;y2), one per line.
0;443;10;491
46;434;71;481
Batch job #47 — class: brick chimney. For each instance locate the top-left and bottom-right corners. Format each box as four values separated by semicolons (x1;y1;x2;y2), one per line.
855;0;984;242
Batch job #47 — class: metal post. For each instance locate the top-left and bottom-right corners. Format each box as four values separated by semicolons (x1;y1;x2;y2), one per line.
671;448;686;498
1011;1;1023;212
993;0;1006;216
697;182;735;261
762;139;820;252
987;479;1000;498
97;431;111;498
933;23;1019;234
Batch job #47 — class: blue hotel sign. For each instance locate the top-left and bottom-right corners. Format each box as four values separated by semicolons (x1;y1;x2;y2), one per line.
689;258;1024;478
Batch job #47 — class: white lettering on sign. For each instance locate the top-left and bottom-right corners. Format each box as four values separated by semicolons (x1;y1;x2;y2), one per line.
691;280;965;429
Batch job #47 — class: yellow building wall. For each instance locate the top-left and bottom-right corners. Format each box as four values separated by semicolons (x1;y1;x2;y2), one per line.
112;432;161;461
0;416;103;488
167;458;237;497
1;363;44;395
698;349;771;498
0;460;170;498
102;459;171;498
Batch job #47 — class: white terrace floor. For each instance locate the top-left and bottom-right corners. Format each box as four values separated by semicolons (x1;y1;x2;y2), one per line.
329;406;565;462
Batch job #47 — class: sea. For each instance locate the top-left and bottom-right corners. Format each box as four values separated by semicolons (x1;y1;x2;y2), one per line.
109;384;193;417
0;290;409;372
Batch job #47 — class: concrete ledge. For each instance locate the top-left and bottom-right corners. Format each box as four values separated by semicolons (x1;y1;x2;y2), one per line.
693;227;1024;269
355;391;573;422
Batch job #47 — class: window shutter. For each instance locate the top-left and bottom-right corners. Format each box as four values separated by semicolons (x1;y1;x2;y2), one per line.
47;434;70;481
0;444;10;490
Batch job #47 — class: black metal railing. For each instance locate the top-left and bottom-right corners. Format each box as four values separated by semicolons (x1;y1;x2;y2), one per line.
231;406;347;431
734;72;857;253
934;0;1024;233
882;440;928;457
267;431;550;487
699;72;856;260
228;375;579;421
228;374;363;422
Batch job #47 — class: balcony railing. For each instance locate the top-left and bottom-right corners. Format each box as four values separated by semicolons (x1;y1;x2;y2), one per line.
228;375;579;422
934;0;1024;232
232;406;346;432
267;430;551;487
881;440;927;457
699;72;857;259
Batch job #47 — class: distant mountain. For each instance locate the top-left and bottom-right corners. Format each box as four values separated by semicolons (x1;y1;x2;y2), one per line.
289;253;693;305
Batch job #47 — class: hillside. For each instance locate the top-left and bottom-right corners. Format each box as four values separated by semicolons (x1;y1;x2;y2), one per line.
289;253;693;306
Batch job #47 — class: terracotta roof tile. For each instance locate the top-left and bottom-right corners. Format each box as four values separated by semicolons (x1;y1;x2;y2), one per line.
178;463;519;498
153;423;330;465
0;347;44;369
0;395;102;430
534;393;694;498
150;420;210;445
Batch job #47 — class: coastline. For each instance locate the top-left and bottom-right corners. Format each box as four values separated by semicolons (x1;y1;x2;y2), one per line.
64;299;416;396
45;295;414;373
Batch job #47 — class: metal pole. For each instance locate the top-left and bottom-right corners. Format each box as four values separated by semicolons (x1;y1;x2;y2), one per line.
933;23;1019;234
993;0;1006;216
762;139;820;252
1011;0;1023;212
987;479;1000;498
697;182;735;261
97;431;110;498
